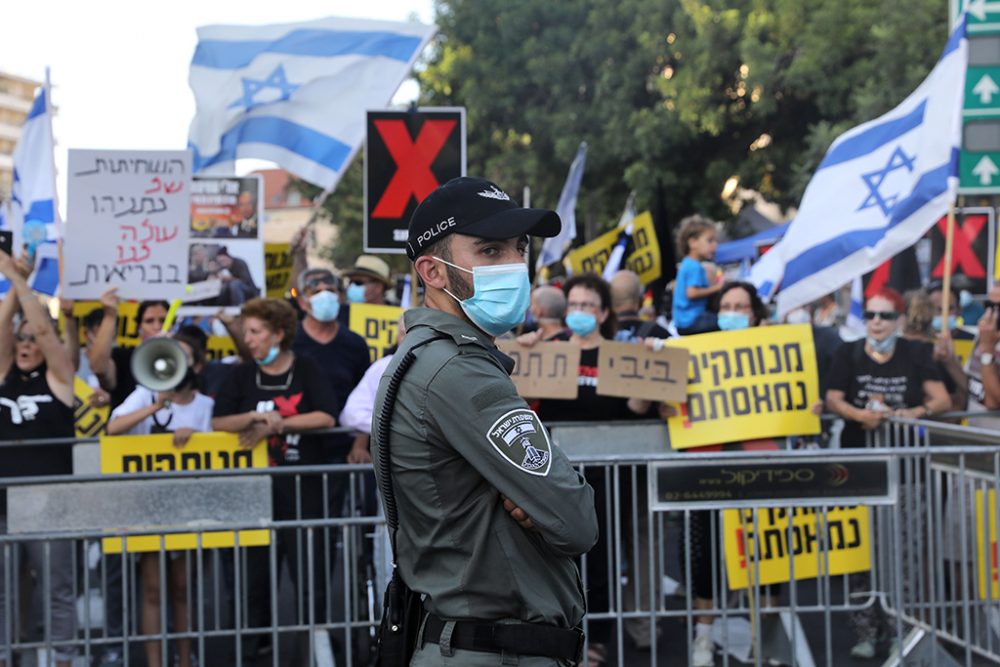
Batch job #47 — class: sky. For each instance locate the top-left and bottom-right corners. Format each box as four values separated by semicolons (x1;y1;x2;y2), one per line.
2;0;436;207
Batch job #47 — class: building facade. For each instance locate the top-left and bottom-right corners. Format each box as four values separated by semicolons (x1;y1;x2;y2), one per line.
0;72;42;201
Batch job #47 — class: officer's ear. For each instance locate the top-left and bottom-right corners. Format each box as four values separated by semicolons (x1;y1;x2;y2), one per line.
414;255;448;291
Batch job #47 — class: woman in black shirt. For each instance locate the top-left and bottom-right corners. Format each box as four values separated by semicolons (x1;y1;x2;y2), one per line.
211;298;337;654
0;250;76;667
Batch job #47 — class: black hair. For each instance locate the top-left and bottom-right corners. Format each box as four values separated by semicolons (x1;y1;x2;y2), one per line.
562;273;617;339
714;281;769;326
137;300;170;327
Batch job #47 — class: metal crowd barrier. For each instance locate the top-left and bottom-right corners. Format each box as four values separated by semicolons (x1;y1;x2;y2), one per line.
2;418;1000;666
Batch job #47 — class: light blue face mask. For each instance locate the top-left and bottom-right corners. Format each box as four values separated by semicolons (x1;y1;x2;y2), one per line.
309;290;341;322
346;283;366;304
717;312;751;331
435;257;531;336
566;310;598;337
867;330;899;355
932;315;958;331
256;345;280;366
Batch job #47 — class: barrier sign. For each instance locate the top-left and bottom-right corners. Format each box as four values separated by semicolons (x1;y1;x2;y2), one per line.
497;341;581;399
596;340;689;402
650;456;895;510
723;505;872;589
665;324;821;450
348;303;404;362
977;488;999;599
100;432;269;553
264;243;293;298
74;377;109;438
565;212;661;286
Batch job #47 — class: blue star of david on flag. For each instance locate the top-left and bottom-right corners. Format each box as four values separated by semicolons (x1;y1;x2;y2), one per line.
228;64;299;111
857;146;916;215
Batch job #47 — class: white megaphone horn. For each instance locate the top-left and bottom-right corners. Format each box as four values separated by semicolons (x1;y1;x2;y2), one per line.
130;338;189;392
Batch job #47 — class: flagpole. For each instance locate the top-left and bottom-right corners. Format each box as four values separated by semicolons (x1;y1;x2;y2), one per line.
940;201;958;328
44;68;64;291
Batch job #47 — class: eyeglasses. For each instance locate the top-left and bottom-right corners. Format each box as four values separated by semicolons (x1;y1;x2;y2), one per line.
304;277;338;294
351;278;371;287
863;310;899;321
15;332;35;343
720;303;752;313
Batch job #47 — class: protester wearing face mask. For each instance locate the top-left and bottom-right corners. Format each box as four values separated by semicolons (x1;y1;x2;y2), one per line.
372;177;597;666
211;297;339;656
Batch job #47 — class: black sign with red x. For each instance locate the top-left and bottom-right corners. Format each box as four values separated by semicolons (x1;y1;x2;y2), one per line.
929;209;991;293
364;108;466;253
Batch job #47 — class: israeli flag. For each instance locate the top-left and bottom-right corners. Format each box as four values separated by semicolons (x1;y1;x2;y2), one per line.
9;78;61;295
750;18;967;316
187;17;435;192
537;141;587;270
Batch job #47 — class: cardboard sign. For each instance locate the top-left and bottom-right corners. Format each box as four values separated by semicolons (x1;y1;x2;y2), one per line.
497;341;581;400
74;377;109;438
264;243;293;298
723;505;872;589
596;340;689;402
565;212;661;285
348;303;405;362
65;149;191;300
364;108;467;253
100;432;269;553
665;324;821;450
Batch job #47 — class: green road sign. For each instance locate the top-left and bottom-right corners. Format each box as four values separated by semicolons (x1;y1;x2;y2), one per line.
966;67;1000;115
955;0;1000;33
960;150;1000;191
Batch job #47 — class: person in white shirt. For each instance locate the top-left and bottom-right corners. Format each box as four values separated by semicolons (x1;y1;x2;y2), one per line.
107;333;213;667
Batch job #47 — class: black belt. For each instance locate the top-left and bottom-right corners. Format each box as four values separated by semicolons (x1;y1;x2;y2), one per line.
422;613;584;662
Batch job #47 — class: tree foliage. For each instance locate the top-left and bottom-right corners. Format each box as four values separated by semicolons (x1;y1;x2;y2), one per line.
295;0;950;264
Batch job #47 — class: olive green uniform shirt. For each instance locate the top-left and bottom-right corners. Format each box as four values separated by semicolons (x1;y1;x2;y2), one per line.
372;308;597;627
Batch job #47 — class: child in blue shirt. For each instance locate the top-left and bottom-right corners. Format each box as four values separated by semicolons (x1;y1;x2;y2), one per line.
673;215;722;335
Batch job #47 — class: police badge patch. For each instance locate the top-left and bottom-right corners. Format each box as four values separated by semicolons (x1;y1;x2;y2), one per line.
486;409;552;476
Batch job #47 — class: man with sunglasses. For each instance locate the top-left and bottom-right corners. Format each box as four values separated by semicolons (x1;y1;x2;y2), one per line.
292;268;371;465
966;286;1000;429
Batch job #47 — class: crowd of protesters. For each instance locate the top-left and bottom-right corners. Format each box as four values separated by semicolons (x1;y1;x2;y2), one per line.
0;209;998;667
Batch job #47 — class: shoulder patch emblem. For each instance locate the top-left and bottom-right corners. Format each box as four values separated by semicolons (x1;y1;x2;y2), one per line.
486;409;552;476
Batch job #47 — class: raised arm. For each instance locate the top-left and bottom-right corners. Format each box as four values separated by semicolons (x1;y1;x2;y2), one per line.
87;288;120;390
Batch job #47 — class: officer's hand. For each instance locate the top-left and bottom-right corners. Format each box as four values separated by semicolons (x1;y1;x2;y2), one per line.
501;494;535;530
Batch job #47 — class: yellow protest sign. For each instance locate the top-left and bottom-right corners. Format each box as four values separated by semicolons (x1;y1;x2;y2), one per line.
977;489;999;599
665;324;821;450
723;505;872;589
265;243;293;298
565;212;661;285
205;335;239;361
72;301;142;348
74;377;109;438
349;303;404;362
954;337;974;367
100;432;270;553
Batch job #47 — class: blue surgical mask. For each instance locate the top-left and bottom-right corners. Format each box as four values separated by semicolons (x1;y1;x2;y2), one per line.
435;258;531;336
346;283;366;304
255;345;280;366
960;290;973;310
867;330;898;355
309;290;341;322
566;310;598;337
718;312;750;331
932;315;958;331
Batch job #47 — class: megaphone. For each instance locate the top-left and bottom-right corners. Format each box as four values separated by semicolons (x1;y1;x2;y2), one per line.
131;338;189;392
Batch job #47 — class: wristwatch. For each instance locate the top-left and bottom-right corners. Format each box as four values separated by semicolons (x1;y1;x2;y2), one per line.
981;352;995;366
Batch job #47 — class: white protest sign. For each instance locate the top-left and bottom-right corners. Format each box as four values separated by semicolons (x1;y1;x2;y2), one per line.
64;149;191;300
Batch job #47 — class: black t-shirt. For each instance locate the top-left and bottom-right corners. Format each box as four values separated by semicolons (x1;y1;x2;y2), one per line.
0;364;74;513
827;338;943;447
614;313;670;342
110;346;136;410
212;356;340;466
292;323;370;453
535;344;638;424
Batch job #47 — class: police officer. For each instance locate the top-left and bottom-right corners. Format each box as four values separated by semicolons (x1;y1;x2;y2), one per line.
372;177;598;666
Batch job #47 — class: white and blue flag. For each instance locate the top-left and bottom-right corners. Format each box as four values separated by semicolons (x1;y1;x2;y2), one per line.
187;17;435;191
537;141;587;270
9;78;61;295
750;18;968;316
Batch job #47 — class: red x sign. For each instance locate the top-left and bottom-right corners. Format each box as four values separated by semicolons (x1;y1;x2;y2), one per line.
365;109;466;253
932;214;987;279
371;119;457;218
